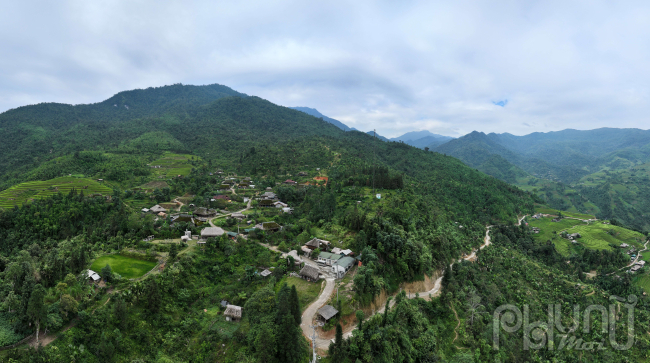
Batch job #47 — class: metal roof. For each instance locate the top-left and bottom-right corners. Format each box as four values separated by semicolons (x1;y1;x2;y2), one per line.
317;305;339;321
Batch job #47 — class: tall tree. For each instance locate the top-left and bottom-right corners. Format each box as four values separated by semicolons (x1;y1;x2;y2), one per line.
275;283;306;363
329;323;345;363
289;285;301;325
27;284;47;344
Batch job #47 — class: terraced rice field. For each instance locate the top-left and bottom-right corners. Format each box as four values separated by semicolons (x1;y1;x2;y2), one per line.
0;177;112;209
528;217;585;255
150;153;199;178
569;222;646;251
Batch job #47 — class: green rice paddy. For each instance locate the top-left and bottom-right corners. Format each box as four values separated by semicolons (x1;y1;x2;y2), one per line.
90;255;157;279
0;176;112;209
150;153;199;178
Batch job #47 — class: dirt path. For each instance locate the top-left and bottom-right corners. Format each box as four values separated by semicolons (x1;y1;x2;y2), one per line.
608;239;650;275
301;278;336;348
449;303;468;349
173;197;185;211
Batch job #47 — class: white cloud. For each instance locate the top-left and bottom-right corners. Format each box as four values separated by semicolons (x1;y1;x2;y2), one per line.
1;0;650;137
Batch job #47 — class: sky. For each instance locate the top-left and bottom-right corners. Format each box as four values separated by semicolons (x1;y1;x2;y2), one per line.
1;1;650;138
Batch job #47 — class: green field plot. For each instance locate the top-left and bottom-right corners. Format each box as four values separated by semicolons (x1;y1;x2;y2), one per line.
642;252;650;263
280;276;322;313
569;222;646;251
0;176;112;209
529;216;585;250
149;153;199;178
534;206;595;220
90;255;157;279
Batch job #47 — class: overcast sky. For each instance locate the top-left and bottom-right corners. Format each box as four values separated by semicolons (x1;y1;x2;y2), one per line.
2;1;650;137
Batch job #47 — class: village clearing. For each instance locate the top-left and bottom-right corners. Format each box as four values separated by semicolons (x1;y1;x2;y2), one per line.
90;255;157;279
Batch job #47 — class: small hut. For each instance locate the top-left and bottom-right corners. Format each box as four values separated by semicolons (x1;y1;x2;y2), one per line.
299;265;320;282
224;305;242;322
317;305;338;322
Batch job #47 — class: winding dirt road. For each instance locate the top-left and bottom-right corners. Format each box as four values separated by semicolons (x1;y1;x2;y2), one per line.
305;216;526;349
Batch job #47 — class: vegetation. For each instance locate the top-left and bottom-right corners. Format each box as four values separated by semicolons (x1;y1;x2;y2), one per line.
90;255;157;280
1;83;649;361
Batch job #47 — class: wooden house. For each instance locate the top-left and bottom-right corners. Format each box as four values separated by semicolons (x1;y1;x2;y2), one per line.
224;305;242;322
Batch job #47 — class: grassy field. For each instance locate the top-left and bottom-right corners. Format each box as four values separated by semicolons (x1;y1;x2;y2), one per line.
642;251;650;263
280;276;322;313
90;255;157;279
0;176;112;209
634;273;650;294
150;153;199;178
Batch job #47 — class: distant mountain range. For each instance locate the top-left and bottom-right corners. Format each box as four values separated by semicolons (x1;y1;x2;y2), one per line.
290;107;454;148
289;107;354;131
433;128;650;231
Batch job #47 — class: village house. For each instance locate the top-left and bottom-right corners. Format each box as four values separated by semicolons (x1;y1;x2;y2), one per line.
318;252;343;266
87;269;101;283
141;208;150;214
301;246;312;257
620;243;629;248
231;212;245;220
260;269;272;277
258;199;275;207
282;207;293;214
200;227;225;242
150;205;166;214
283;179;297;185
317;305;338;322
260;191;278;200
299;264;320;282
531;227;540;234
332;256;356;278
273;201;288;208
305;238;331;251
194;207;217;217
224;305;242;322
214;195;230;201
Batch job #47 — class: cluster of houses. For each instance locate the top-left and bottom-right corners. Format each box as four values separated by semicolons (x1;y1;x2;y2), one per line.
257;189;292;213
631;260;646;273
531;213;543;219
565;232;581;243
142;204;168;218
297;238;358;281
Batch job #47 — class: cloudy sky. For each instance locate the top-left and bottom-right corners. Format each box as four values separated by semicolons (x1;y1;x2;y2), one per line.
1;1;649;137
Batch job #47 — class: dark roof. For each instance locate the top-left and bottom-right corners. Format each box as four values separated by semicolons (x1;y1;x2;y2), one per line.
299;265;320;280
262;222;281;230
215;195;230;200
317;305;339;321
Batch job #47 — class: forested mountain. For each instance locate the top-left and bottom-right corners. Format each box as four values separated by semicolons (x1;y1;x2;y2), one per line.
0;85;343;190
289;107;353;131
433;128;650;231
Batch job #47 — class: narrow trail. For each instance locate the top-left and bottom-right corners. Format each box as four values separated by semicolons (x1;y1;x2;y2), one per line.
449;303;468;350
